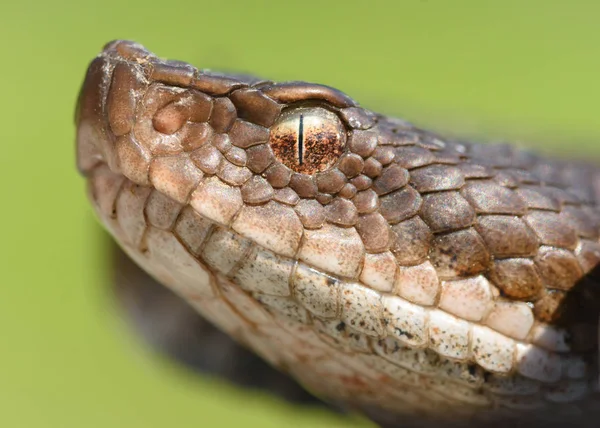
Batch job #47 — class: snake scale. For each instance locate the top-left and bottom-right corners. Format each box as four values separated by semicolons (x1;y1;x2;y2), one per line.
75;41;600;427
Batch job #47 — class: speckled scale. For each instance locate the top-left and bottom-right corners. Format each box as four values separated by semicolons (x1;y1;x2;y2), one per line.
353;189;379;214
316;169;347;194
325;198;358;226
475;215;539;258
372;164;409;195
348;130;378;158
488;258;543;300
379;186;422;224
246;144;275;173
350;175;373;191
430;228;491;279
390;216;432;266
295;199;326;229
338;153;364;178
461;180;528;215
420;192;475;233
410;164;465;193
264;163;291;188
241;176;274;204
289;174;318;198
356;213;390;253
393;145;436;169
273;187;300;206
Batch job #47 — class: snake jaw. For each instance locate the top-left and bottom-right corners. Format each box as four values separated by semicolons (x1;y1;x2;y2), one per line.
77;40;600;425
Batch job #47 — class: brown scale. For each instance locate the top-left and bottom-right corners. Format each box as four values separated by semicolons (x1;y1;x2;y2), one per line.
316;169;346;194
348;130;378;158
240;176;273;204
209;98;237;132
272;187;300;206
289;174;318;198
325;198;358;227
353;189;379;214
379;186;422;224
338;183;357;199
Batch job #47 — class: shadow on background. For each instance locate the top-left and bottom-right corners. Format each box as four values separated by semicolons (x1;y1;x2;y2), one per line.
111;240;328;407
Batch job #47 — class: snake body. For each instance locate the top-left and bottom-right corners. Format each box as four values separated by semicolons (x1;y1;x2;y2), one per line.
76;41;600;427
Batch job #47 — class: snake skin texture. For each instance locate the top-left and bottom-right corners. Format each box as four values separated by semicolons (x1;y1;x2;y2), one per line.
76;40;600;427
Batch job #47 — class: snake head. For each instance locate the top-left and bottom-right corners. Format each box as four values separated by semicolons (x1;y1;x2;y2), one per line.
76;41;600;422
75;40;432;277
77;38;600;320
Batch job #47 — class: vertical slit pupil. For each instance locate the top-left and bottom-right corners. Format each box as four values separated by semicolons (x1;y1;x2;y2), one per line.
298;114;304;165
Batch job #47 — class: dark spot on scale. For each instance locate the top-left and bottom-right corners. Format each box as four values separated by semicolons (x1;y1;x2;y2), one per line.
394;328;414;339
467;364;478;377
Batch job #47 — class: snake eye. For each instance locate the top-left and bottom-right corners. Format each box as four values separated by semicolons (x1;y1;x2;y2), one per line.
269;107;346;174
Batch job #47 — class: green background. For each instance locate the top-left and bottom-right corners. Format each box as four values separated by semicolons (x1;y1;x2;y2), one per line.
1;1;599;427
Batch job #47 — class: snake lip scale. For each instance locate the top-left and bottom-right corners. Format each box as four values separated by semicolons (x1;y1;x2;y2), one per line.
75;40;600;427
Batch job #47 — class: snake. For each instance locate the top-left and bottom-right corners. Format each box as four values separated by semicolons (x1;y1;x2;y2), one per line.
75;40;600;427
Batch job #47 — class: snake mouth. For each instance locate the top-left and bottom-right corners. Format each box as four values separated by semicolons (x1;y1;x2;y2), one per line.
78;40;600;424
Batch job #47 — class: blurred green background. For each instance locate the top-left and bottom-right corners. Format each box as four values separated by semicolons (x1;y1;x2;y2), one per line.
1;1;599;427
